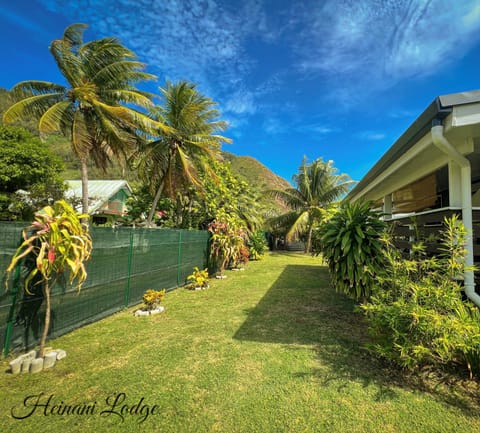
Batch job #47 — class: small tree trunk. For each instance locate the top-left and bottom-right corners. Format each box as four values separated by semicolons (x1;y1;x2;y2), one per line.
146;180;165;227
305;225;313;254
39;281;50;358
80;157;89;223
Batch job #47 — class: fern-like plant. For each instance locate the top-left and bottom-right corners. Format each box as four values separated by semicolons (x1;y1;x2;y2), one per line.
320;201;386;301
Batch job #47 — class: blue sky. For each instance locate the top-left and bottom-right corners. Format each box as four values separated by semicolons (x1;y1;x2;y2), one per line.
1;0;480;184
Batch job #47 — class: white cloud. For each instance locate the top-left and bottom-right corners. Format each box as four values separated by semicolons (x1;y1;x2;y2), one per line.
298;124;338;135
224;90;257;115
263;117;286;135
357;131;386;141
294;0;480;102
38;0;259;92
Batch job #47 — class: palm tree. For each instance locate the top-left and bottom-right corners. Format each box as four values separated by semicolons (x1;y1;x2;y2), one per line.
3;23;163;215
268;157;354;253
137;80;231;226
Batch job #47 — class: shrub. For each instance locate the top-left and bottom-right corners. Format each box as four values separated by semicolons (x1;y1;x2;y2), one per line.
142;289;166;310
208;211;246;276
248;231;268;260
361;216;480;379
187;267;210;289
238;245;250;266
320;201;386;301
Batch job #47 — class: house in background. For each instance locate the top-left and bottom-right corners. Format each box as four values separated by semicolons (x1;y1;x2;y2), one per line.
65;180;132;225
346;90;480;306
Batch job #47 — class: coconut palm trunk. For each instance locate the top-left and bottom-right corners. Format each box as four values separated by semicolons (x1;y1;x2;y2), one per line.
146;180;165;227
80;157;89;216
305;224;314;254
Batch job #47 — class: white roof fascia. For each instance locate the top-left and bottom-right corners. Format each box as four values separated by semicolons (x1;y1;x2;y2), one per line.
349;131;433;202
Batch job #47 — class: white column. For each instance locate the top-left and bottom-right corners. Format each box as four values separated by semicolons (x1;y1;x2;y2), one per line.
448;161;462;207
383;194;392;220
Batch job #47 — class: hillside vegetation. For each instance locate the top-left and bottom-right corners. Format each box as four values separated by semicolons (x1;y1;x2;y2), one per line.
48;136;290;215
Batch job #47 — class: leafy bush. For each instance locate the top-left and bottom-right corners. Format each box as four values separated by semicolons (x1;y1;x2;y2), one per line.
238;245;250;266
187;267;210;289
208;211;246;276
320;201;386;301
6;200;92;356
142;289;166;310
361;216;480;379
248;231;268;260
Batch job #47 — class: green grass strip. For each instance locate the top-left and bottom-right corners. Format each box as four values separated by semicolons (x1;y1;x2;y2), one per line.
1;252;479;432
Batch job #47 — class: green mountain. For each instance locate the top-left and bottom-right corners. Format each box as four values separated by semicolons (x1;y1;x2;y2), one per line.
223;152;291;191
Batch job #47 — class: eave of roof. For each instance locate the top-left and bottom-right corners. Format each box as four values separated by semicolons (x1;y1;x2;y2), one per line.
347;89;480;201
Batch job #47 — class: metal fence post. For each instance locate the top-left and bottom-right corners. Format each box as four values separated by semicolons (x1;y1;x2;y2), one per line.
125;230;134;307
177;230;183;286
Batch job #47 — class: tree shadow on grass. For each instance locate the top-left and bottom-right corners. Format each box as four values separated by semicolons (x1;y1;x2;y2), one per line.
233;264;480;414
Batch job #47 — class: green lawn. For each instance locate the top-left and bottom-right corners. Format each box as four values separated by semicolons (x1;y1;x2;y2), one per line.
1;252;480;432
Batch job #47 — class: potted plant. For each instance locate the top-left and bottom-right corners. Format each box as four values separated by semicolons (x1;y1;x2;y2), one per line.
186;267;210;290
6;200;92;373
135;289;166;316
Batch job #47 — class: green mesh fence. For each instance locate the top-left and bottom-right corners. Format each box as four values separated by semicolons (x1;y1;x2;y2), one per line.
0;223;210;356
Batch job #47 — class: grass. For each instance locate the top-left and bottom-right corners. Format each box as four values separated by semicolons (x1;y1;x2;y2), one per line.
1;252;480;432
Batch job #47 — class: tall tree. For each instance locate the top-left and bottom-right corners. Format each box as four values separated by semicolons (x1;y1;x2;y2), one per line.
3;23;162;215
137;80;231;226
0;126;65;220
268;157;354;253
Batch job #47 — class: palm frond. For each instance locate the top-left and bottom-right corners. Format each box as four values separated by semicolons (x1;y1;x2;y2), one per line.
71;111;91;157
3;93;64;124
101;89;154;109
267;188;305;209
49;39;84;87
93;60;156;88
62;23;88;47
38;100;73;134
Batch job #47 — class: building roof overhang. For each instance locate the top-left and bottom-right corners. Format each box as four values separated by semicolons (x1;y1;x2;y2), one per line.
347;90;480;202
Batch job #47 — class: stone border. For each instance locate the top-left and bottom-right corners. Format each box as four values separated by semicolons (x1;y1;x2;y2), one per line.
134;306;165;316
9;349;67;375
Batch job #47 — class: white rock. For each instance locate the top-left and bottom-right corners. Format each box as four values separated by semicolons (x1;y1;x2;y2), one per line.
9;358;22;375
21;358;32;373
30;358;44;373
56;349;67;360
43;352;57;369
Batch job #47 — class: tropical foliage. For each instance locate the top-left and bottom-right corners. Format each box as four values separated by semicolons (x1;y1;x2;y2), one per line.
248;231;268;260
361;216;480;379
5;200;92;357
3;23;159;215
208;211;246;277
186;267;210;290
135;80;231;226
0;126;65;220
320;201;386;301
268;157;353;253
142;289;166;310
